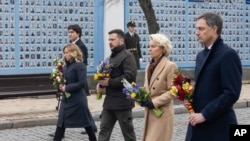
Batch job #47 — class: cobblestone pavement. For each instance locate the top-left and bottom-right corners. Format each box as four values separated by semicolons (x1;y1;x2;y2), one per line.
0;107;249;141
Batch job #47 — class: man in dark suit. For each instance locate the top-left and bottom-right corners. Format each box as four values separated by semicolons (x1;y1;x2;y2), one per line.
68;24;88;67
125;21;142;69
185;12;242;141
67;24;97;134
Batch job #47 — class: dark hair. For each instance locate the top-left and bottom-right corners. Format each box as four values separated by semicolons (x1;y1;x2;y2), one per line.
196;12;223;35
108;29;125;39
68;24;82;38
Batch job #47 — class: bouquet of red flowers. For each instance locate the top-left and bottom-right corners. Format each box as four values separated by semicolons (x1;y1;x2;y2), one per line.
93;58;112;99
50;57;70;98
170;70;194;114
121;78;163;117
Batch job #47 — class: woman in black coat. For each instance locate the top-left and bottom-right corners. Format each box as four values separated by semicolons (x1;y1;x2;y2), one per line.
53;44;97;141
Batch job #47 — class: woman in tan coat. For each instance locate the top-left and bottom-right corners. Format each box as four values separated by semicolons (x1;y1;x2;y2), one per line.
141;34;178;141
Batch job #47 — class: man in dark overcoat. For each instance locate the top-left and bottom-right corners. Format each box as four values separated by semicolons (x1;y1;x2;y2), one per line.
97;29;137;141
125;21;142;69
185;12;242;141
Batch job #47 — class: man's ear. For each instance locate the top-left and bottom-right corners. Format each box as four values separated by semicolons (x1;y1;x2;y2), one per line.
212;25;218;34
120;38;124;43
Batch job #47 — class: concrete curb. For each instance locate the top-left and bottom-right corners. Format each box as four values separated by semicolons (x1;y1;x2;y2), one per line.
0;100;249;130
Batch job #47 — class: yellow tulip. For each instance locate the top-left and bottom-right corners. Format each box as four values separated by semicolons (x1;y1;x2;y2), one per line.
170;86;178;96
130;93;136;98
97;73;103;77
182;82;190;91
94;74;99;80
189;85;193;91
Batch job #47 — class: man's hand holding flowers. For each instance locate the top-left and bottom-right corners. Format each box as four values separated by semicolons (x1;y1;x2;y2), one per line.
94;58;112;100
170;69;194;114
183;100;206;126
189;113;206;126
98;78;109;87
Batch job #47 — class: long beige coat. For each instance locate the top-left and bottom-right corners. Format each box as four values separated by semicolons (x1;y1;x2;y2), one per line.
142;57;178;141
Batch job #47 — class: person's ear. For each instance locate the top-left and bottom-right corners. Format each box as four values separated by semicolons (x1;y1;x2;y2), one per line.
212;25;218;34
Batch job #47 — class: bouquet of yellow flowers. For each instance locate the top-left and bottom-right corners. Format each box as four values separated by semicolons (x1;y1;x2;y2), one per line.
121;78;163;117
170;70;194;114
93;58;112;99
50;57;70;98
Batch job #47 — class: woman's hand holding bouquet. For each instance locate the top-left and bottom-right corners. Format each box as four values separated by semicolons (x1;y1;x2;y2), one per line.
121;78;163;117
50;57;71;98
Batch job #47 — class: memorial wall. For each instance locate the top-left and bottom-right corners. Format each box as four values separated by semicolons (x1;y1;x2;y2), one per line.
0;0;249;75
0;0;100;74
125;0;250;68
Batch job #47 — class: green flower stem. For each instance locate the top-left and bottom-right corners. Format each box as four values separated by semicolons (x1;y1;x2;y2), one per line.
152;108;163;118
96;92;102;100
65;92;71;99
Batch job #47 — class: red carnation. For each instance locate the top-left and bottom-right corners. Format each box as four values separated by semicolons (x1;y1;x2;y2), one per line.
57;65;63;70
174;74;183;85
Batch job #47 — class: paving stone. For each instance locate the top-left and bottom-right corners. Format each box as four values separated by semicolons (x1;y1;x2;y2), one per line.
0;107;249;141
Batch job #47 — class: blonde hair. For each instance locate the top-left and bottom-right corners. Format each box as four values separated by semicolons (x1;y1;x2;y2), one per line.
63;44;83;62
149;34;172;57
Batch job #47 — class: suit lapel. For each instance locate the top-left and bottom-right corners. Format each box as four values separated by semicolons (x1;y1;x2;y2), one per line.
195;36;222;81
196;49;211;81
75;39;81;47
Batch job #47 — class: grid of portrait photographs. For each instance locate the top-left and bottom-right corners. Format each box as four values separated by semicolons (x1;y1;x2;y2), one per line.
1;0;249;74
0;0;95;73
0;0;15;69
127;0;250;67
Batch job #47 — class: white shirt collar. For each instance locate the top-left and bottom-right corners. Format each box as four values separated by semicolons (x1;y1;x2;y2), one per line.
207;44;213;50
129;32;134;36
72;38;80;44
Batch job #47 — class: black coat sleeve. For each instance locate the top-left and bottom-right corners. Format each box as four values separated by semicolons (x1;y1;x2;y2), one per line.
76;40;88;65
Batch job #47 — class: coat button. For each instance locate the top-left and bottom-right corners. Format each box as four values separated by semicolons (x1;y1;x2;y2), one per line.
156;78;159;80
153;87;155;90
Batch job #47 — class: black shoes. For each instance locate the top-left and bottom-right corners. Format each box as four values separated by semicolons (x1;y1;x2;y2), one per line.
48;132;64;138
80;131;87;134
49;128;97;136
48;133;55;137
81;127;97;134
